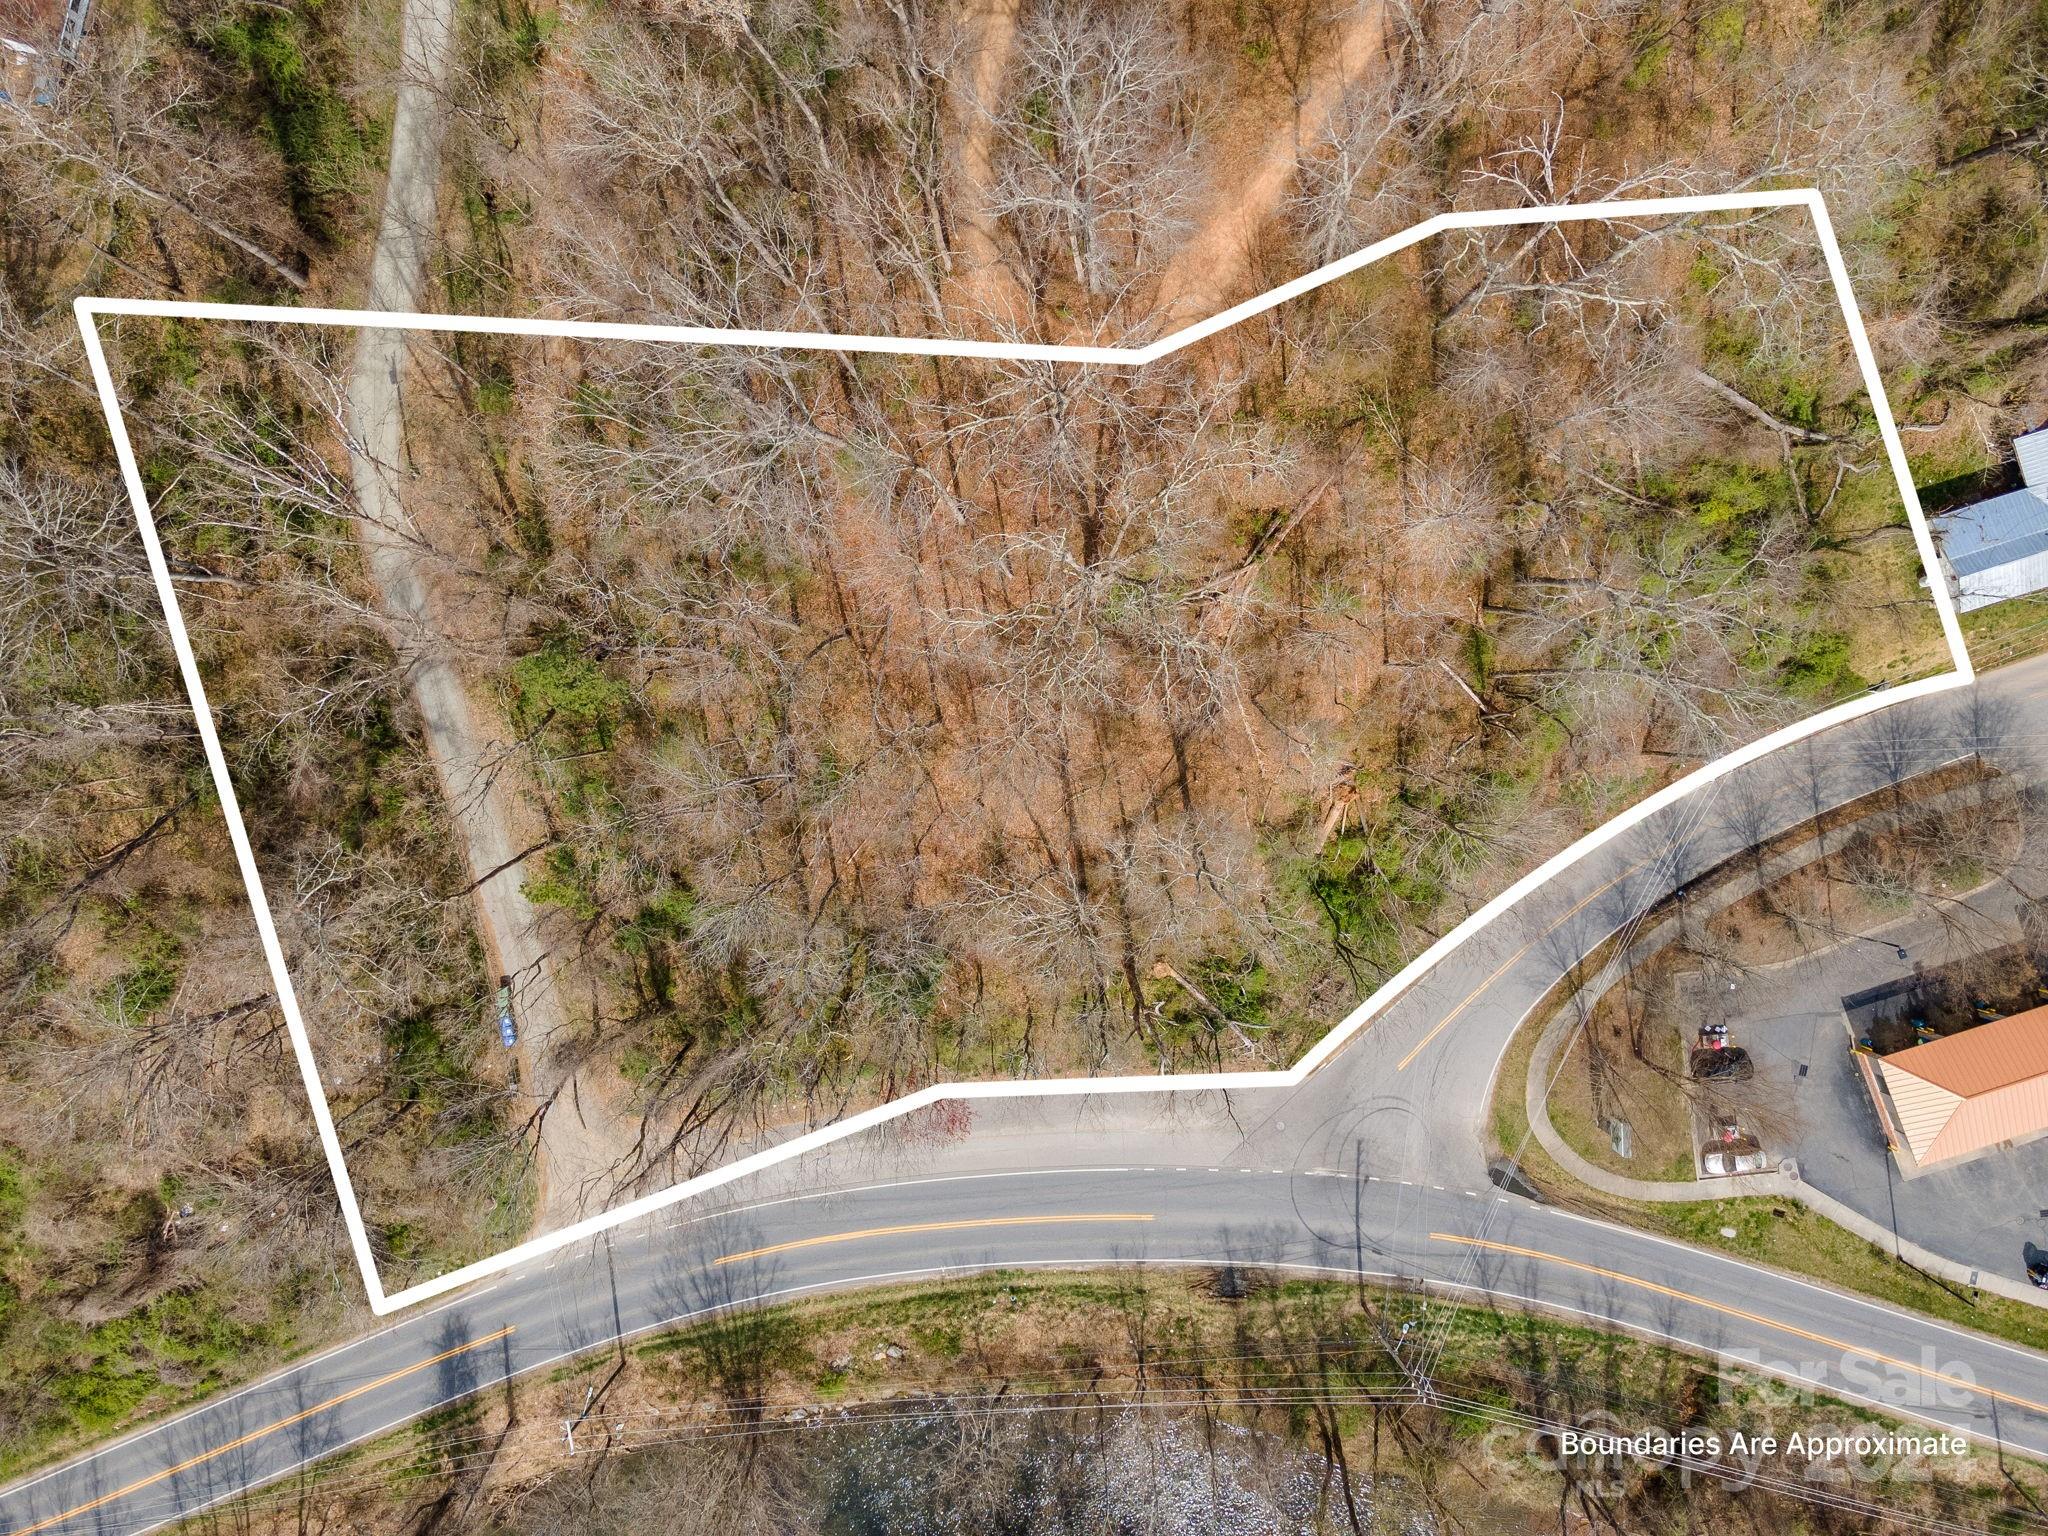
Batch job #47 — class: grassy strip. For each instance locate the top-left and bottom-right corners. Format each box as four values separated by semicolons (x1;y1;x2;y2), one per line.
297;1267;2031;1536
614;1264;1972;1422
1547;1010;1697;1183
1963;592;2048;671
1634;1199;2048;1352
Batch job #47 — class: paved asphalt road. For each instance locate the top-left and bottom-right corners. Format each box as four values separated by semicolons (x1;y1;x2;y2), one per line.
9;658;2048;1534
12;663;2048;1536
6;1162;2048;1536
1702;844;2048;1279
36;0;2040;1513
1263;650;2048;1191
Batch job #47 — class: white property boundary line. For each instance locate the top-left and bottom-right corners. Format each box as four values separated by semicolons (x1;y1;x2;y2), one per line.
73;189;1974;1315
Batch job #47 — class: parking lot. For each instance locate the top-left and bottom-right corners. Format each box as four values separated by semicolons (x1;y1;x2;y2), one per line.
1693;894;2048;1286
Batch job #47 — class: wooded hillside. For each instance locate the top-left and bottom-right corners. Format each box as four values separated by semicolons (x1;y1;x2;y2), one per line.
4;0;2048;1461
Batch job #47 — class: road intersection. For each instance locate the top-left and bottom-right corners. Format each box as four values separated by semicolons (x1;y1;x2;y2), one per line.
36;0;2045;1517
8;655;2048;1535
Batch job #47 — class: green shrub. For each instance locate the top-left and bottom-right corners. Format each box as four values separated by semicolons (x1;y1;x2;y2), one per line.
202;4;370;244
1778;631;1864;698
509;638;631;748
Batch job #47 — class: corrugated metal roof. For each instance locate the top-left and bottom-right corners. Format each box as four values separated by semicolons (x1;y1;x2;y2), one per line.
1934;488;2048;572
1954;526;2048;579
1883;1005;2048;1097
2019;427;2048;491
1879;1009;2048;1165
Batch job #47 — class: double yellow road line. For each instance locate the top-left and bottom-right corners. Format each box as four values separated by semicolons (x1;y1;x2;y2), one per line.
12;1211;1158;1534
714;1213;1156;1267
6;1326;516;1536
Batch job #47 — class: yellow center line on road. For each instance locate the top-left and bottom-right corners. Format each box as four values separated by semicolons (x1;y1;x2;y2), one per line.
713;1214;1156;1267
1396;858;1649;1072
1431;1232;2048;1417
5;1324;517;1536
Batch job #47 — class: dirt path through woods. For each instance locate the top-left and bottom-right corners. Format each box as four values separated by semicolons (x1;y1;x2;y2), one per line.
949;0;1028;327
1151;1;1390;327
345;0;631;1243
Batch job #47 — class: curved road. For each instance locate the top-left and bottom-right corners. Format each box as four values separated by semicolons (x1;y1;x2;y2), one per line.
3;1162;2045;1536
7;656;2048;1533
35;0;2048;1513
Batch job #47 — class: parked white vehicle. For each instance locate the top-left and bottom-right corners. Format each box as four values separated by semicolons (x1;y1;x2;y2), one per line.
1702;1116;1767;1176
1702;1146;1769;1176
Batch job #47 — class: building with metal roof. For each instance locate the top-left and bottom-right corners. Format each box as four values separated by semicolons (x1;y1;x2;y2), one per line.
0;0;85;103
1878;1005;2048;1168
1932;427;2048;613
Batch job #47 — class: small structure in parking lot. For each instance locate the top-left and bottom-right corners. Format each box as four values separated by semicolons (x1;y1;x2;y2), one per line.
1878;1004;2048;1169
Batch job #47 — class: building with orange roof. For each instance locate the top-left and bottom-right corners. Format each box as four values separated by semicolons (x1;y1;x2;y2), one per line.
1878;1004;2048;1169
